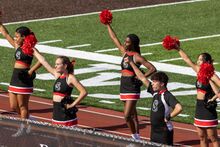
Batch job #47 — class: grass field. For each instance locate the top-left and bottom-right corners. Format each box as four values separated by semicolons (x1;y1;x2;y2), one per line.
0;0;220;124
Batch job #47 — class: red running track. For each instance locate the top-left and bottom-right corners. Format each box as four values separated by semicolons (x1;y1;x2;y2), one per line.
0;91;219;146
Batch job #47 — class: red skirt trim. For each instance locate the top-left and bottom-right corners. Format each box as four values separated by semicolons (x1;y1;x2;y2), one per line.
8;85;33;94
120;93;140;101
194;118;218;127
52;118;78;126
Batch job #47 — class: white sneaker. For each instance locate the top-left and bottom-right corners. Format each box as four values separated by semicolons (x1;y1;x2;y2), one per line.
131;133;140;141
26;124;31;134
12;123;25;137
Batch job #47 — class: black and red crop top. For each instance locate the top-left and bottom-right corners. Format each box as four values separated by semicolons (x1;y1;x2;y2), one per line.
15;47;33;66
195;80;213;94
53;75;73;97
121;52;141;75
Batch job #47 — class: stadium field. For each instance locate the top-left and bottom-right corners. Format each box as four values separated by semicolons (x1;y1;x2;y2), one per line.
0;0;220;125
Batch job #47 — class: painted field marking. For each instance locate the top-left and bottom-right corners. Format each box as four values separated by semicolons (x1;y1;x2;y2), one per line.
4;0;208;26
67;44;91;49
137;107;151;111
2;39;220;77
158;57;182;63
96;34;220;53
141;53;153;56
99;100;115;104
178;114;190;117
38;40;62;45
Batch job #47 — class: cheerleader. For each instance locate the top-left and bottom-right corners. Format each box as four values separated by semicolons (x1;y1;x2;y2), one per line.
163;35;219;147
33;48;87;126
100;10;156;140
0;13;41;136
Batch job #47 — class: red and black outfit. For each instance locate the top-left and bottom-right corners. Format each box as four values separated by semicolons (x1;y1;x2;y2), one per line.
52;74;77;126
147;83;179;145
194;81;218;127
120;52;141;101
8;47;34;94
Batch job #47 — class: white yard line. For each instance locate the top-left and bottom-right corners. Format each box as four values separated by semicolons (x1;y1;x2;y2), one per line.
38;40;62;45
4;0;207;26
141;53;153;56
96;33;220;53
66;44;91;49
99;100;115;104
1;38;220;77
158;57;182;63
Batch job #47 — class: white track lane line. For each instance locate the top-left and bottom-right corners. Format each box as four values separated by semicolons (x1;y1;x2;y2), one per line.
4;0;208;26
0;93;216;136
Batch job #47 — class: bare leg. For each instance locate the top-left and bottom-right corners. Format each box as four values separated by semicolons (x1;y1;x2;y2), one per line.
17;94;30;119
196;127;208;147
132;107;139;134
207;127;219;147
9;92;20;114
124;100;137;134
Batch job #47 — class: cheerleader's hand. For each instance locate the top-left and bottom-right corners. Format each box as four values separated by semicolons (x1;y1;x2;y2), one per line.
208;98;214;103
65;104;71;109
28;70;36;80
164;114;171;122
124;57;129;63
124;56;133;63
66;103;74;109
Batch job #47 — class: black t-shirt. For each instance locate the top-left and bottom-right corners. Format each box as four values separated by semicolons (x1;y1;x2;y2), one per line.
147;83;179;128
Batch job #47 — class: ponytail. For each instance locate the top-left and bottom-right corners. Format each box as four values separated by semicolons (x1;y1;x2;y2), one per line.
58;56;75;74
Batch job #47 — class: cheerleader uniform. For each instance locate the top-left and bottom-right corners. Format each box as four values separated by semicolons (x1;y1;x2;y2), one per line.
52;74;78;126
194;81;218;127
120;52;142;101
8;47;34;94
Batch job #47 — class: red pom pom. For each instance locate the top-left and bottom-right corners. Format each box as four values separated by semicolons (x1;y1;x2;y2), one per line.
21;33;38;56
162;35;180;50
197;63;215;85
99;9;113;25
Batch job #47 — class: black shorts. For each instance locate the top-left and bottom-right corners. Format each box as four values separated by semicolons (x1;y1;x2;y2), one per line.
194;99;218;127
52;102;78;126
120;76;141;101
8;68;33;94
151;126;173;145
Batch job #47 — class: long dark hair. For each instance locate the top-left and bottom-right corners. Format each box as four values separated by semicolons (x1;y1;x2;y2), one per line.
200;52;213;64
57;56;75;74
127;34;140;54
16;26;37;56
16;26;32;37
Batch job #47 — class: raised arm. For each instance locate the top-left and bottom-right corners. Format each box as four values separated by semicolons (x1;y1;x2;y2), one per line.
33;48;57;76
66;75;88;109
125;57;150;87
0;14;15;48
135;54;156;78
177;48;199;72
106;24;125;55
